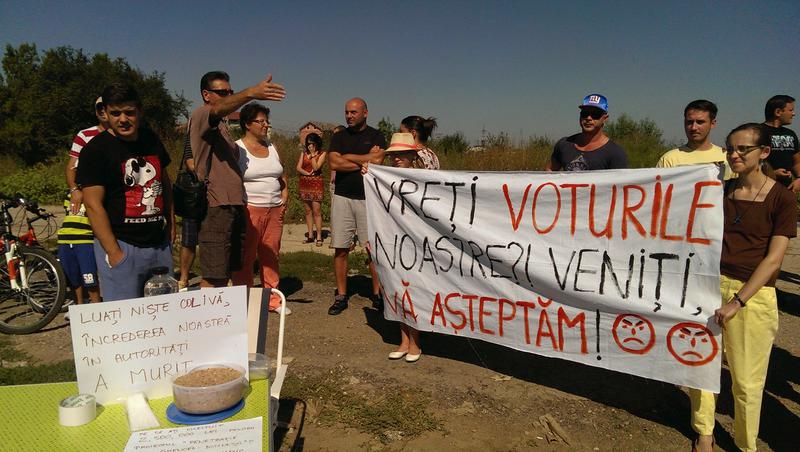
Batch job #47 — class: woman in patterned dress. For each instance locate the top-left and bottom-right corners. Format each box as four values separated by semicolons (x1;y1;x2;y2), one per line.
296;133;326;246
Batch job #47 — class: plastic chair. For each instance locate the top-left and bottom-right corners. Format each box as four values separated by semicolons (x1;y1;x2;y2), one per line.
247;287;288;452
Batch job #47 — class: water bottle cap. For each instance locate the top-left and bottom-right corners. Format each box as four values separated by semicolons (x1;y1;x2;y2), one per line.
151;266;169;275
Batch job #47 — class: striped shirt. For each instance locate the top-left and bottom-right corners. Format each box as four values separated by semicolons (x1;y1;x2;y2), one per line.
57;200;94;244
69;126;102;159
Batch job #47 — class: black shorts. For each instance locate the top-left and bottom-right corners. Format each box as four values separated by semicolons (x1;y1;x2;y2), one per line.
181;218;198;248
198;205;245;280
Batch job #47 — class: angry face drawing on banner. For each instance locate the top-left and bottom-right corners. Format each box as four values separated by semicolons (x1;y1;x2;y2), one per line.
122;156;163;217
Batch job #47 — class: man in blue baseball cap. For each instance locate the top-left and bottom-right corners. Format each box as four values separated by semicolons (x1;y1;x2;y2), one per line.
546;93;628;171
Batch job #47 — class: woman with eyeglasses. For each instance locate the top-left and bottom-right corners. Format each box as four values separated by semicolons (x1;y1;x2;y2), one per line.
296;133;326;246
231;102;290;315
689;123;795;452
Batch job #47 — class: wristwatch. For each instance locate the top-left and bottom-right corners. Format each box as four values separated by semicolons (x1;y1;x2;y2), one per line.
733;293;746;307
69;186;81;193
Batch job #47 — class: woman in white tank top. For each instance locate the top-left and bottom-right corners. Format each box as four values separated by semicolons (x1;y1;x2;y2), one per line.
230;103;290;315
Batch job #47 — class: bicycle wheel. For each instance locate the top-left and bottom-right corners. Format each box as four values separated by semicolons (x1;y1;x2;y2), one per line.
0;246;66;334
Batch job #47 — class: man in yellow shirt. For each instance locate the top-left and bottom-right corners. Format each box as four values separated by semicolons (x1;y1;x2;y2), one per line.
656;99;731;179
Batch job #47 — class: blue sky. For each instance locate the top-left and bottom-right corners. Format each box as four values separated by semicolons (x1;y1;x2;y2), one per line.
1;0;798;145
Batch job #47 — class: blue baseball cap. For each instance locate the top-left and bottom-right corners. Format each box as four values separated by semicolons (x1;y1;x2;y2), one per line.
580;94;608;113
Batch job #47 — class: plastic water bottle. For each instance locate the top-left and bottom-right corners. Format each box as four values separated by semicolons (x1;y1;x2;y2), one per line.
143;266;178;297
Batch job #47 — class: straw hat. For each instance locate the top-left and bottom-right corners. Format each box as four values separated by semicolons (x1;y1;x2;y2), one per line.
385;133;420;153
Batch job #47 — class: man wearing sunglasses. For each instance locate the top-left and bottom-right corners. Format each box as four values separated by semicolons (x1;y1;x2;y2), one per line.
189;71;286;288
546;94;627;171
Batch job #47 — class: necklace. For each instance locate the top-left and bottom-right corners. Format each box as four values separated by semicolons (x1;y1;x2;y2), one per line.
731;176;768;225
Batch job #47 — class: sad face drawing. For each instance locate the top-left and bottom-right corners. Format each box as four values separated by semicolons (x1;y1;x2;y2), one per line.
666;322;719;366
612;314;656;355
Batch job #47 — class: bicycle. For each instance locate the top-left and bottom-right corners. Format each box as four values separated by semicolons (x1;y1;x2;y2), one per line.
0;193;66;334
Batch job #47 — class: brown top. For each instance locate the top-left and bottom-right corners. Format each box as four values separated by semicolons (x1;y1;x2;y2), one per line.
190;104;244;207
721;182;797;286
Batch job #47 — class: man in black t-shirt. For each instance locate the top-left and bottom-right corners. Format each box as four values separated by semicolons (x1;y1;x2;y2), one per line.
547;94;628;171
77;83;173;301
327;97;387;315
762;95;799;191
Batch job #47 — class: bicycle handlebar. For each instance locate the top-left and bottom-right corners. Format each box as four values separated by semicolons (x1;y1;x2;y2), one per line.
0;193;53;218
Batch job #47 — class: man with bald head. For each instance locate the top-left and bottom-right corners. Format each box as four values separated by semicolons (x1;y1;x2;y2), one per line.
327;98;386;315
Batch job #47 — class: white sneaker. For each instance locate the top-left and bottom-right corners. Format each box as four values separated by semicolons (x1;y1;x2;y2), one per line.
270;305;292;316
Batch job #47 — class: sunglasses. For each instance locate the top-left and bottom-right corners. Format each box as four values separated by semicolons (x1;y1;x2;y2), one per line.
580;109;606;120
725;145;763;156
206;88;234;97
250;119;270;126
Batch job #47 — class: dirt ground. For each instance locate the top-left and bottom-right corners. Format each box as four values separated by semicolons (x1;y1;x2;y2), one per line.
6;224;800;451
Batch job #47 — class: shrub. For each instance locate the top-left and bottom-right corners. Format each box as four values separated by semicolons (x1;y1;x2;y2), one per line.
430;132;469;155
0;155;69;203
605;114;667;168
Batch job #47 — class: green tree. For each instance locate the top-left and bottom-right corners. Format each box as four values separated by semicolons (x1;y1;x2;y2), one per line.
0;43;188;164
605;114;667;167
377;116;395;144
430;132;469;154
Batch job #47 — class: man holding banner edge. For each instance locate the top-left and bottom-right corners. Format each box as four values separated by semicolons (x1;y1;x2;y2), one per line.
547;93;628;171
327;98;386;315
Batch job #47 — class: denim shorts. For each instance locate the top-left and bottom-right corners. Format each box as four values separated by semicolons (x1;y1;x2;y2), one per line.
93;240;172;301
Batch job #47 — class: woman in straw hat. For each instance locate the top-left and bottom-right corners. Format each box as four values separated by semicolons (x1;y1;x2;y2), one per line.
363;132;425;362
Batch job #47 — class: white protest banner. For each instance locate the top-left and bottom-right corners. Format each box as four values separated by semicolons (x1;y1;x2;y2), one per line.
69;286;249;404
365;165;724;392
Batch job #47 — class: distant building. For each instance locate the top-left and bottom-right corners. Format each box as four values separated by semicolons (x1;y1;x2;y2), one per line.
298;122;325;148
468;127;488;152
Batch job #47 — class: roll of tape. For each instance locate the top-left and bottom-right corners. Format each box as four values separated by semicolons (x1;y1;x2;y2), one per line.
59;394;97;427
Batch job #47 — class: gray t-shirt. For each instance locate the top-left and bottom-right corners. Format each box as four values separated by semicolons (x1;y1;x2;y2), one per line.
551;135;628;171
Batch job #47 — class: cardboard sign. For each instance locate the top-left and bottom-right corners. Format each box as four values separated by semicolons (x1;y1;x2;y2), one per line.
124;417;262;452
365;165;723;392
69;286;249;404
